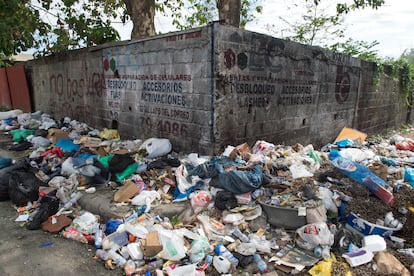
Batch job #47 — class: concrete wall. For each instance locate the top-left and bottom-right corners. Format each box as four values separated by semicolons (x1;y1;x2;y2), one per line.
27;27;215;154
213;24;409;152
26;23;410;154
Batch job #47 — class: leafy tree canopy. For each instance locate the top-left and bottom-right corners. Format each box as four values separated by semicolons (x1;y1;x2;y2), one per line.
0;0;385;60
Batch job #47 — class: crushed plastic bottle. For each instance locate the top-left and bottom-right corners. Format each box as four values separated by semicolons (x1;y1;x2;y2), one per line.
124;259;136;276
108;249;126;267
253;253;268;273
231;228;250;243
94;227;103;249
95;249;109;261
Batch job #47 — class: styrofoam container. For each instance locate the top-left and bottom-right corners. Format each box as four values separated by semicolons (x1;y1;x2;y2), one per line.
362;235;386;252
342;249;374;267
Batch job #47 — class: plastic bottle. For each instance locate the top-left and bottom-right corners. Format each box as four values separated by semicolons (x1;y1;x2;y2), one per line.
56;191;82;216
231;228;250;243
147;258;164;269
124;259;136;276
108;249;127;267
95;249;109;261
215;244;239;267
95;228;103;249
313;246;322;258
253;253;268;273
321;246;331;260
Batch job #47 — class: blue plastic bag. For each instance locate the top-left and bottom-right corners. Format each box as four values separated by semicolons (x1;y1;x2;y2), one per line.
404;167;414;188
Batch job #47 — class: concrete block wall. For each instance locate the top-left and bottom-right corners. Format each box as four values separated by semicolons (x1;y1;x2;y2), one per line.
25;23;410;154
354;61;407;135
27;27;216;154
213;25;365;151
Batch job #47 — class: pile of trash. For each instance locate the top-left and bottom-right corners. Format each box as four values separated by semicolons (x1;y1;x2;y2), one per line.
0;109;413;276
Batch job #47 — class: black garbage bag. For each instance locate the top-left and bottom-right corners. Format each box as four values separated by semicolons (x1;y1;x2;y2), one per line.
147;156;181;170
8;171;41;206
8;140;32;151
0;160;30;201
214;190;238;210
26;194;60;230
108;154;135;174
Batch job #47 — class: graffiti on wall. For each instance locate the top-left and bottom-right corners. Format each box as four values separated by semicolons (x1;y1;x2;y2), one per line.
224;70;318;109
48;64;104;118
49;72;104;99
103;56;193;137
166;30;202;42
222;38;358;108
335;65;351;104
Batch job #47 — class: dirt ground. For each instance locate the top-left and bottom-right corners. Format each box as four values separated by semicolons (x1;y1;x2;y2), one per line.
0;200;123;276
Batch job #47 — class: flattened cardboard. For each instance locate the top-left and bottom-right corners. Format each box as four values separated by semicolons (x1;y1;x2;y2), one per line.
334;127;367;143
47;129;69;144
114;181;141;202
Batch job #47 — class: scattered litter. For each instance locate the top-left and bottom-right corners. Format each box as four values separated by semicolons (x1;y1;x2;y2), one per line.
1;111;413;275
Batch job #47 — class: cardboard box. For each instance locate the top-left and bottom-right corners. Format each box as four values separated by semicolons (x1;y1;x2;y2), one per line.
47;129;69;144
346;212;402;237
141;231;163;257
114;181;142;202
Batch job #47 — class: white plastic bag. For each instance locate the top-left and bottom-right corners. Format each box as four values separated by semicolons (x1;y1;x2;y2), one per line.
176;164;192;194
0;109;22;120
61;157;76;176
289;164;314;179
130;190;161;212
295;222;334;251
252;140;275;155
140;138;172;159
158;229;187;261
30;136;51;148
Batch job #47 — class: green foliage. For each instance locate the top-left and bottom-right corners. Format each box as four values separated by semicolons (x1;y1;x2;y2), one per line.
0;0;124;58
330;39;380;61
311;0;385;14
0;0;49;57
335;0;385;14
162;0;262;30
278;2;345;46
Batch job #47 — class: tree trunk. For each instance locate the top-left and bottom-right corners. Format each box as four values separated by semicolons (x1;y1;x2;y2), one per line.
216;0;241;27
124;0;156;39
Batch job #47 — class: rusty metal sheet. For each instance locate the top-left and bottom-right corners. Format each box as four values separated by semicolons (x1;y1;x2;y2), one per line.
6;65;32;112
0;68;12;109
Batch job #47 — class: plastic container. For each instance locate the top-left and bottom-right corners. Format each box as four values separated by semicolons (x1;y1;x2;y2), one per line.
253;254;268;273
126;242;144;260
213;256;231;273
102;231;129;250
342;249;374;267
215;244;239;267
362;235;386;252
259;200;307;229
